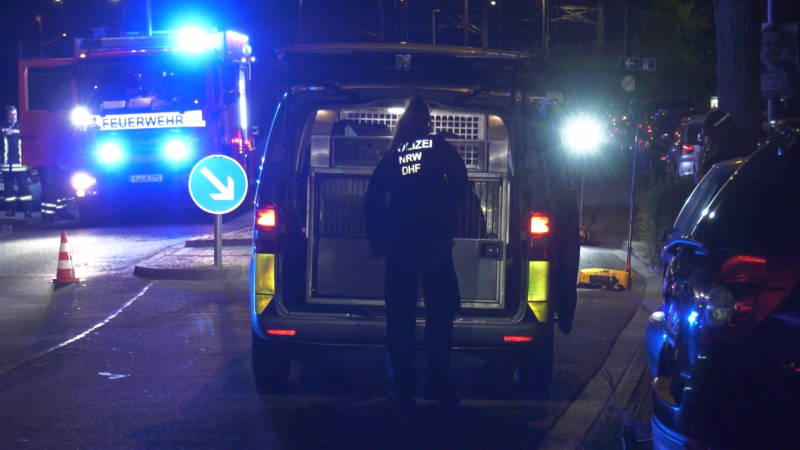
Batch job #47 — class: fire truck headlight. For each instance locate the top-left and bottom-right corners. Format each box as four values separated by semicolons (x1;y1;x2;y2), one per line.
97;142;124;164
70;107;91;127
563;118;604;153
71;172;96;191
164;140;189;161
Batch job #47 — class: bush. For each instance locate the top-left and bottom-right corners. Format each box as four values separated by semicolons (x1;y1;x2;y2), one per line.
636;176;698;267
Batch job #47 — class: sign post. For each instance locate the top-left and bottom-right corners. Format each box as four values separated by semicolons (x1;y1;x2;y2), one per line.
188;155;248;267
617;57;656;72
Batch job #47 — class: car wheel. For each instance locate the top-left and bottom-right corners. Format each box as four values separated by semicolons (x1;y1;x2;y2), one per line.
514;325;554;400
252;330;291;384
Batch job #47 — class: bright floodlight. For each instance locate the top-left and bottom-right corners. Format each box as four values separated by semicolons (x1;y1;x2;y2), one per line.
165;140;189;161
388;107;406;115
178;28;208;52
98;142;123;164
564;119;603;152
70;172;96;191
70;107;91;127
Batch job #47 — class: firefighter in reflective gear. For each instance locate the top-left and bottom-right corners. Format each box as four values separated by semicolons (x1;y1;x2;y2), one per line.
39;167;72;221
1;106;32;218
364;97;469;405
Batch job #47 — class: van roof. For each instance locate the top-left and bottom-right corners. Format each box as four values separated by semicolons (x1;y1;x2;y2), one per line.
269;43;552;93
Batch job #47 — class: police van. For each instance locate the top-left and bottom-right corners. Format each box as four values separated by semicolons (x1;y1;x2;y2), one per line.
250;44;580;398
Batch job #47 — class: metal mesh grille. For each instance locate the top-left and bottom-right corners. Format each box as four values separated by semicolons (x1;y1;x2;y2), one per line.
456;181;502;239
342;111;401;132
432;113;484;140
454;143;485;170
332;137;390;167
316;177;371;236
340;109;485;140
315;177;501;239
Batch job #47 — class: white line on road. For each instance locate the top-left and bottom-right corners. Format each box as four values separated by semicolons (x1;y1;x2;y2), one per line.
0;282;154;376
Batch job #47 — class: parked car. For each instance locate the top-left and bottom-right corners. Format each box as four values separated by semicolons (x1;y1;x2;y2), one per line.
665;115;704;178
633;100;701;182
647;129;800;449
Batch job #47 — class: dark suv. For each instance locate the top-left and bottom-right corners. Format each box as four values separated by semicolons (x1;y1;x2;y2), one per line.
648;129;800;449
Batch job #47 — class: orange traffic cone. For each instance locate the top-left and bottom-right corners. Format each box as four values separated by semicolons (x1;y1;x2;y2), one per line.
53;231;80;284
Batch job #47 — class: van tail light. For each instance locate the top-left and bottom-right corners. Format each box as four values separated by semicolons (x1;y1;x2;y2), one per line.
256;206;277;231
530;214;549;236
681;143;694;154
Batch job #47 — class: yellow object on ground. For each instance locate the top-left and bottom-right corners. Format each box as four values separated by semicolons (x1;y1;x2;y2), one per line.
577;268;634;291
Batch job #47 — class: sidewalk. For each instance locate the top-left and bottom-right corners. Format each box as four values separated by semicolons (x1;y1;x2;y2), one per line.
132;227;252;281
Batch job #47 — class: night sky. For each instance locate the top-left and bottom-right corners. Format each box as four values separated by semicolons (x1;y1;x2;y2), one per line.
1;0;797;118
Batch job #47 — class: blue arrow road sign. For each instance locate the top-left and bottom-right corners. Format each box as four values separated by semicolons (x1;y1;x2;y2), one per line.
189;155;248;214
618;57;656;72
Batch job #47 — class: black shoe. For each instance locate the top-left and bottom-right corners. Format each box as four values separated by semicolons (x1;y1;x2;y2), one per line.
24;212;31;218
421;385;460;405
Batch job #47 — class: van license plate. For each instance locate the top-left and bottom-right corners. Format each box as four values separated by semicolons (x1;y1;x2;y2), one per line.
131;174;163;183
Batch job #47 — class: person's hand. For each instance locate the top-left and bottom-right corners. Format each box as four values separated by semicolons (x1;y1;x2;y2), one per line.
1;128;9;136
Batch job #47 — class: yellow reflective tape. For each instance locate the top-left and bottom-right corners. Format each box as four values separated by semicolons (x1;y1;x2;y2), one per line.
256;294;273;314
527;261;549;322
255;253;275;295
528;300;549;323
254;254;276;315
527;261;549;301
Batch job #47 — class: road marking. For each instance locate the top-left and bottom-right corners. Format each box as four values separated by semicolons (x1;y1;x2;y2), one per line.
0;282;153;376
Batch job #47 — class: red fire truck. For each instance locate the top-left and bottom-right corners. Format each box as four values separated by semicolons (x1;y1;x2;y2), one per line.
18;29;256;224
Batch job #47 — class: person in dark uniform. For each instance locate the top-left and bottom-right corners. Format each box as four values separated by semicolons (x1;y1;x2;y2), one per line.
695;108;752;182
1;106;32;218
364;97;469;406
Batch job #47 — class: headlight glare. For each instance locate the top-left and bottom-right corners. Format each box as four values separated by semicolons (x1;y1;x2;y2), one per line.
164;140;189;161
705;285;736;327
70;172;96;191
98;142;124;164
70;107;91;127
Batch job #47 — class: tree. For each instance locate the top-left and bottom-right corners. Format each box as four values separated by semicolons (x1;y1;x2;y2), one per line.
712;0;762;147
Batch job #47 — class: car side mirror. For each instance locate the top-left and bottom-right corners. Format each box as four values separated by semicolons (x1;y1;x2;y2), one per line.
659;227;676;243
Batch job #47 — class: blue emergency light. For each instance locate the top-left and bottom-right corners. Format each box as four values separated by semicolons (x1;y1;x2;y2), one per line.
164;139;190;161
97;142;124;164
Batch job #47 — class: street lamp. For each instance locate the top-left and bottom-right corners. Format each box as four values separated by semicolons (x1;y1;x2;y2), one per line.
432;9;440;45
562;117;603;231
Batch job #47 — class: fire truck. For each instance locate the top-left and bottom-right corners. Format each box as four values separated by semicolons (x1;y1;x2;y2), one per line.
17;29;256;224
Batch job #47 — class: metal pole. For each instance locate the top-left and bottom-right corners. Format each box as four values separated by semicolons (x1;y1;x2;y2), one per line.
464;0;469;46
625;120;639;278
145;0;152;36
298;0;303;45
579;160;585;229
214;214;223;267
482;0;489;48
432;9;440;45
541;0;548;58
767;0;775;122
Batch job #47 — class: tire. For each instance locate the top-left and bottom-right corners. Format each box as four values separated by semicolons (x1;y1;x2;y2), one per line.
514;325;554;400
252;330;291;383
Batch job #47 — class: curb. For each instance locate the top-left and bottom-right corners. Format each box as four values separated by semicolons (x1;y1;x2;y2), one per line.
133;264;247;281
541;246;661;449
184;237;252;247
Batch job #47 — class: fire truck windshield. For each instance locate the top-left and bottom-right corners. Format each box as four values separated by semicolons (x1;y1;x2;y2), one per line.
77;54;208;113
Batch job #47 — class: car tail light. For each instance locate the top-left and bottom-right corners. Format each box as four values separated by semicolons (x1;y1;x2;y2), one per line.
267;329;296;336
504;336;534;342
232;130;244;153
256;207;276;230
718;255;767;284
705;285;736;327
659;156;667;161
681;143;694;154
530;214;549;235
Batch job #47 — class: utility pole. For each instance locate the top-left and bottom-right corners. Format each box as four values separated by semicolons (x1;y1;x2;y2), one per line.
541;0;549;58
482;0;489;48
379;0;385;42
464;0;469;46
767;0;775;122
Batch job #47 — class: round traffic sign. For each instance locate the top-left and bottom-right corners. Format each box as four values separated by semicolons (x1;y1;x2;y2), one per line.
621;75;636;92
188;155;248;215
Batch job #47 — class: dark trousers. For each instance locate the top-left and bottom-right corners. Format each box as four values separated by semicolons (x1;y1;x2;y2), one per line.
384;241;461;397
2;171;32;213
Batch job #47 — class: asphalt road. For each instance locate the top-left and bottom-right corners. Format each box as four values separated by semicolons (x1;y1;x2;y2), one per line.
0;222;643;449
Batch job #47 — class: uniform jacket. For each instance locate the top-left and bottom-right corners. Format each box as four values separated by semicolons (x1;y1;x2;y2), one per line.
1;120;24;172
364;133;468;257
